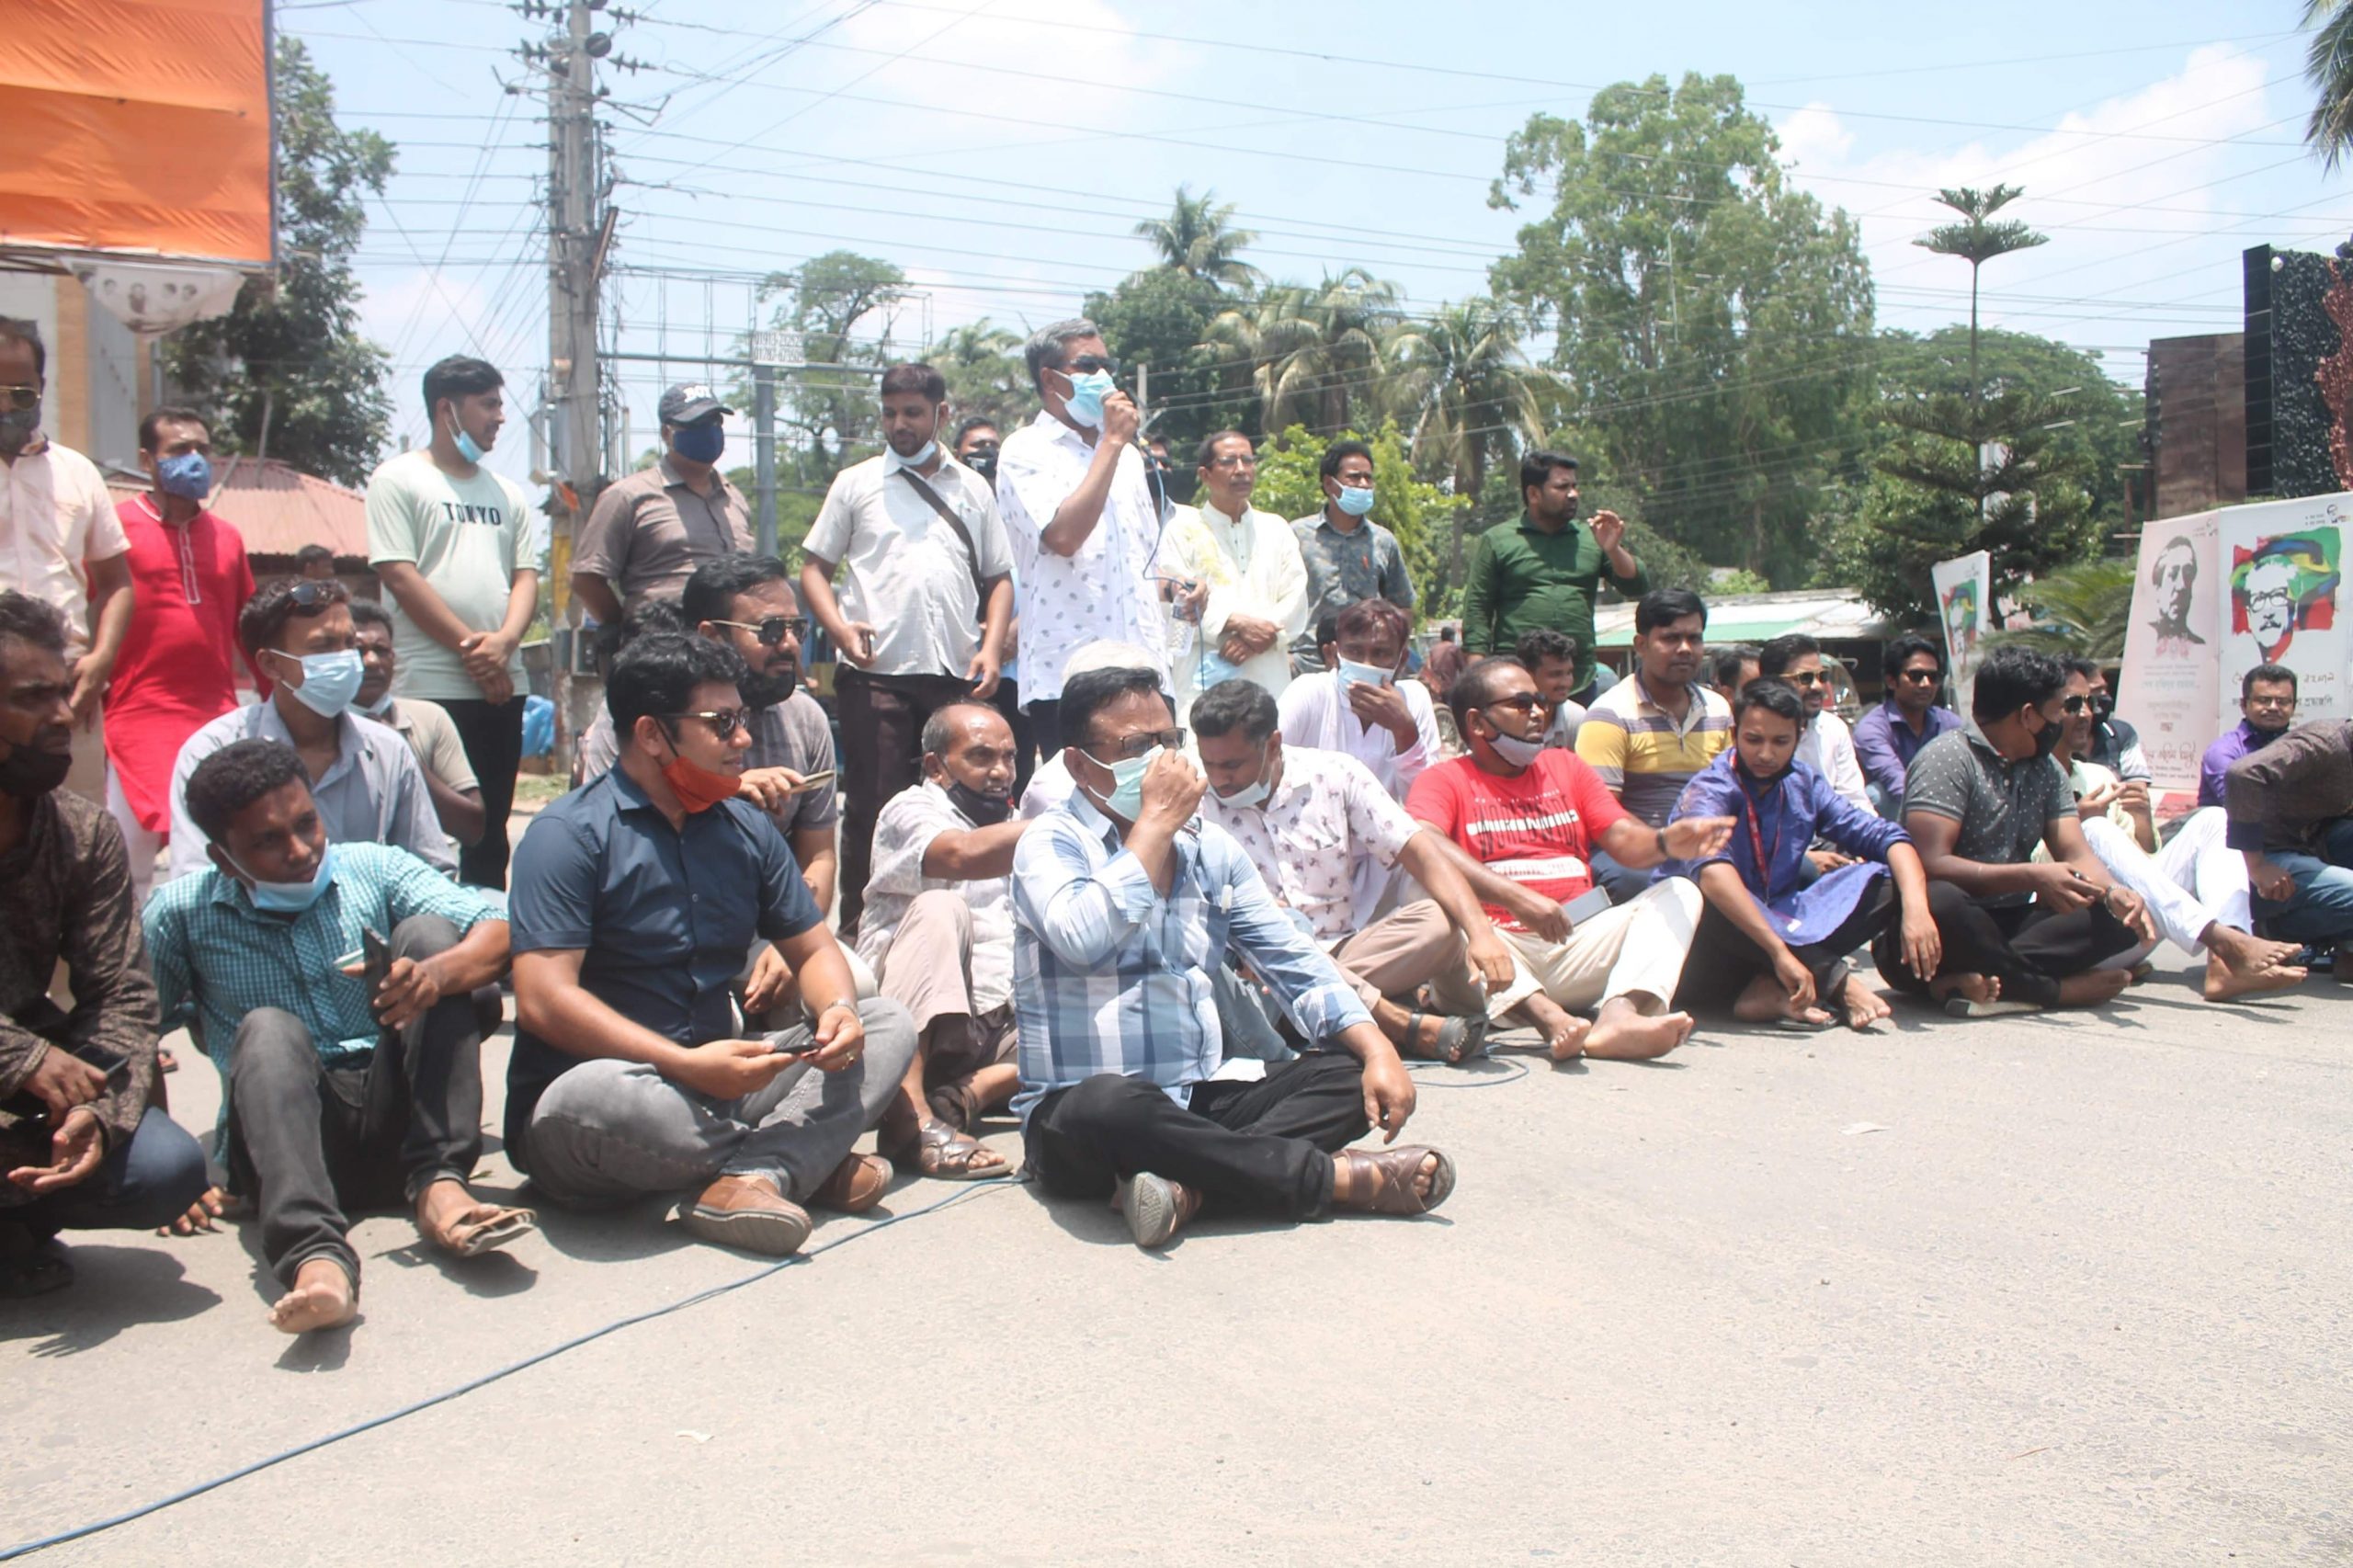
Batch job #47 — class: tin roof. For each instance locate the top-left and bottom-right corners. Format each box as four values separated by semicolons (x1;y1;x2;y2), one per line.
105;456;368;561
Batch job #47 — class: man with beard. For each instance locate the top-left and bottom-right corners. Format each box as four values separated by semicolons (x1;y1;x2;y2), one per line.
1574;589;1731;901
2200;665;2297;810
803;364;1014;936
0;593;208;1297
953;416;1035;793
1461;451;1645;705
1756;633;1870;812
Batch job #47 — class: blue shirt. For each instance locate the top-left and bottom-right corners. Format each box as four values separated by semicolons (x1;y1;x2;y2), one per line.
2200;720;2285;809
1664;753;1911;945
504;765;824;1153
1009;792;1370;1126
1850;700;1963;801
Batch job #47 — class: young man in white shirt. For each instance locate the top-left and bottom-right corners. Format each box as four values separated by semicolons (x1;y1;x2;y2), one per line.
1275;599;1440;801
1159;430;1309;723
1757;633;1870;811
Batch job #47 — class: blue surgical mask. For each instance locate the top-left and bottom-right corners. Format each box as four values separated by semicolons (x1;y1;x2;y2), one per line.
155;451;212;501
358;690;395;718
1063;369;1115;430
672;422;725;463
233;842;336;915
1336;658;1392;688
275;648;365;718
1085;744;1162;821
1335;484;1375;517
1218;746;1274;810
895;437;938;469
449;410;488;465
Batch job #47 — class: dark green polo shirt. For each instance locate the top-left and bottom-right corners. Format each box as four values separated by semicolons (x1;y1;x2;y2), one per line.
1460;516;1649;691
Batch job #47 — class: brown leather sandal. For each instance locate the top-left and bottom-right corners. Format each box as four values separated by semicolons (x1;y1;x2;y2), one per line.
1339;1146;1456;1215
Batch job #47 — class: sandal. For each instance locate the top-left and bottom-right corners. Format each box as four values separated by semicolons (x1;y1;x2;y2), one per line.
1339;1146;1456;1215
926;1079;983;1134
1400;1010;1489;1064
429;1203;538;1259
911;1117;1006;1181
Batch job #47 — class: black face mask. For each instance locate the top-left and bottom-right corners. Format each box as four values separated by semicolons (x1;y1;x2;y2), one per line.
2031;714;2063;760
963;449;998;482
0;736;72;799
945;778;1012;826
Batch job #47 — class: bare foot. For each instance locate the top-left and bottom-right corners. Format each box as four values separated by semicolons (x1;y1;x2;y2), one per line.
1583;998;1693;1060
2055;969;2131;1007
1731;974;1793;1023
1929;972;2000;1006
2203;949;2308;1001
1839;976;1894;1030
268;1257;356;1335
1511;995;1591;1061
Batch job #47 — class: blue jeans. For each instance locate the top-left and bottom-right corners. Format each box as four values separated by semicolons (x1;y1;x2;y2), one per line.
1589;847;1651;905
2254;818;2353;945
11;1106;210;1242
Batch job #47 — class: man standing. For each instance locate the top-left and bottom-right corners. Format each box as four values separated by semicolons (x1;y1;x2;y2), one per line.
351;600;483;854
1851;633;1962;819
1574;589;1732;900
1461;450;1644;703
802;362;1014;935
995;319;1170;756
1756;633;1870;811
295;544;338;584
1161;431;1308;722
508;633;917;1257
954;415;1033;790
569;382;754;625
1289;438;1413;676
0;318;134;805
1515;629;1587;749
1012;665;1450;1251
2200;665;2297;810
0;594;208;1297
952;417;1001;484
365;354;543;889
104;406;259;906
1276;599;1441;801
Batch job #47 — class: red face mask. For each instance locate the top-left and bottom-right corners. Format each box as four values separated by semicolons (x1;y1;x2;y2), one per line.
656;730;743;813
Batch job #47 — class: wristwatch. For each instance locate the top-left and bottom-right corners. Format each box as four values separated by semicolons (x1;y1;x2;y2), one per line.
1654;828;1669;858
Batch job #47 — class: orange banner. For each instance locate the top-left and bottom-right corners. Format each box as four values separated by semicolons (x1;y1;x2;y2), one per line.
0;0;274;266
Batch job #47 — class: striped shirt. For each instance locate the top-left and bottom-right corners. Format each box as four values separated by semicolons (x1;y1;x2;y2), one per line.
1574;676;1733;828
1009;791;1370;1126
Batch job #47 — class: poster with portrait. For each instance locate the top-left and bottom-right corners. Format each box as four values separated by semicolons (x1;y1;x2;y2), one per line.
1930;550;1992;717
2219;494;2350;728
2117;509;2221;792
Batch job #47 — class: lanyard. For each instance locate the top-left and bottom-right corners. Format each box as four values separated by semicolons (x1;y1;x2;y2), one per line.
1736;774;1781;893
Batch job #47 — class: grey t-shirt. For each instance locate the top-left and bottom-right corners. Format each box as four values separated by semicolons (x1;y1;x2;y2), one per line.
573;691;838;837
1901;730;2069;908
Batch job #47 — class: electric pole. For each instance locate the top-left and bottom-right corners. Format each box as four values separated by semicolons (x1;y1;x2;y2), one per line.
541;0;609;581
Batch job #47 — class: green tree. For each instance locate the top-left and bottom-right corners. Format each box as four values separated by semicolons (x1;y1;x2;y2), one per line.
165;37;394;488
1202;269;1403;437
1084;267;1243;452
1133;185;1263;291
1254;422;1466;618
929;319;1029;432
2303;0;2353;167
1983;557;2135;662
754;250;906;473
1385;296;1553;580
1487;73;1875;583
1913;185;2047;404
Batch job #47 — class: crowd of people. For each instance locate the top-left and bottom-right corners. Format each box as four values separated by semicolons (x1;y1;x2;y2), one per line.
4;311;2348;1337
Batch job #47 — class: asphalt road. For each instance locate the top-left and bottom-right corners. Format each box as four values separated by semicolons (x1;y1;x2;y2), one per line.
6;949;2349;1565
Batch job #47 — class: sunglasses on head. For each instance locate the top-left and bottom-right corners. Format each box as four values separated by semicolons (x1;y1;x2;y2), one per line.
286;580;349;610
711;616;805;647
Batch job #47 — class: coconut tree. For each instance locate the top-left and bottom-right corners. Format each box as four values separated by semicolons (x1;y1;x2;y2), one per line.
2304;0;2353;166
1135;186;1263;292
1201;269;1402;437
1914;186;2047;404
1387;297;1552;570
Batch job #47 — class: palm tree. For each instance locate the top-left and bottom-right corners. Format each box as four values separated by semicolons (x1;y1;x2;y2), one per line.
1201;269;1402;437
1914;186;2047;405
1388;297;1552;572
2305;0;2353;167
1135;186;1262;291
1984;557;2135;663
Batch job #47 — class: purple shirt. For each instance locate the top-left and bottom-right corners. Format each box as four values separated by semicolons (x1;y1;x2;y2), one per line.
1851;700;1963;801
2200;720;2287;809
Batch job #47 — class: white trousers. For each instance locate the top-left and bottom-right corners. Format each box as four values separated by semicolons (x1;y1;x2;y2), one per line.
1501;877;1702;1014
104;766;164;913
2083;808;2247;964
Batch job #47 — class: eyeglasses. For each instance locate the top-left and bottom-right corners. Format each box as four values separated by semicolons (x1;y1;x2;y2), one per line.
711;616;805;647
1893;666;1941;683
1085;726;1185;763
1481;693;1551;713
666;709;753;739
0;384;40;413
1783;670;1827;687
1207;454;1258;471
286;579;350;610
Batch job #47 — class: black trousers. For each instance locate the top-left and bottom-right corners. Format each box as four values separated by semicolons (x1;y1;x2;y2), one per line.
1026;699;1063;762
991;676;1036;799
833;667;974;935
1024;1053;1369;1220
1676;879;1898;1014
1873;881;2142;1009
438;695;526;890
222;915;485;1289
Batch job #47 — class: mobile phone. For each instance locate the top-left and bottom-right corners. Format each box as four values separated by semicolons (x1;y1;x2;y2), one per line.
787;770;836;795
362;926;392;998
1560;886;1614;926
1;1049;134;1132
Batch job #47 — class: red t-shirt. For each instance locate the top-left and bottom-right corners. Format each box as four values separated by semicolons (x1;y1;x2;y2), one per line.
1407;750;1629;926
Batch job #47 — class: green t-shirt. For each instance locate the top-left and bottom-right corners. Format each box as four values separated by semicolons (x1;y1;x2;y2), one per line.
1460;516;1649;693
364;449;545;702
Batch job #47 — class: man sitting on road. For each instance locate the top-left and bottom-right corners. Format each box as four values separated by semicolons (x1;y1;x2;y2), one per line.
1274;601;1441;801
856;701;1027;1183
1409;657;1730;1062
351;598;484;856
1515;629;1587;751
1574;588;1731;901
1665;678;1940;1030
1881;646;2156;1015
1194;678;1516;1065
1756;633;1870;812
169;577;454;881
2225;711;2353;974
146;739;530;1335
508;633;916;1258
0;593;208;1298
1851;633;1962;821
2200;664;2298;810
1012;664;1452;1251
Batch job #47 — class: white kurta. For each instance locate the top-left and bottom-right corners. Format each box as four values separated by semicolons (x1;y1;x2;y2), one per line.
1160;500;1309;723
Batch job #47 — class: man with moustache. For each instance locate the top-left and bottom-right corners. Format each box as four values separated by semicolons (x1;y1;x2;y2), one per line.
1574;589;1731;902
1461;450;1644;705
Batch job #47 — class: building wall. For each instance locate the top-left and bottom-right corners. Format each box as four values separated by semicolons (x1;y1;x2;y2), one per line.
2147;333;2248;520
0;271;151;469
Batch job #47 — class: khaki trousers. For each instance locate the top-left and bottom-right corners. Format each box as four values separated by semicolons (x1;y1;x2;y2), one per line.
1327;900;1538;1020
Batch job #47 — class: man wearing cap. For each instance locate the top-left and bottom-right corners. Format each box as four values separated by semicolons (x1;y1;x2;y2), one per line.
571;383;756;625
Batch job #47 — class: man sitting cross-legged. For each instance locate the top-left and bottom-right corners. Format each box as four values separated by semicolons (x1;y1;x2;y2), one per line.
1012;664;1453;1251
1878;646;2158;1016
145;739;532;1335
1406;657;1733;1062
2225;712;2353;975
1195;677;1517;1064
0;592;209;1297
856;700;1028;1182
508;632;916;1257
1665;679;1941;1030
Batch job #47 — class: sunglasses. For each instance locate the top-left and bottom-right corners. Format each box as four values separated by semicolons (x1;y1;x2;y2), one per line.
666;709;753;739
1893;666;1941;683
1783;670;1827;687
1064;354;1119;376
286;579;350;610
0;384;40;413
711;616;805;647
1481;693;1552;713
1085;726;1185;763
2060;696;2091;715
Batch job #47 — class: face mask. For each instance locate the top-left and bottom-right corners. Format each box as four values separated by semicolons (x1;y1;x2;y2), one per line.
0;738;72;799
671;422;725;464
896;437;938;469
1336;658;1392;688
155;451;212;500
2031;714;2063;760
945;778;1012;826
274;648;365;718
963;449;997;482
1335;484;1375;517
444;406;488;465
0;403;39;457
358;690;395;718
1062;369;1115;429
658;725;743;814
1085;744;1161;821
1485;725;1545;767
233;842;335;915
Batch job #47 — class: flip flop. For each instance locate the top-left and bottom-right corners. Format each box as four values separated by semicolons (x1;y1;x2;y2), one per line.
1942;996;2044;1018
434;1204;537;1259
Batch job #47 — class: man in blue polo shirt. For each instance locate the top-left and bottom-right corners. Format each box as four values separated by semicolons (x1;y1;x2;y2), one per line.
507;632;916;1258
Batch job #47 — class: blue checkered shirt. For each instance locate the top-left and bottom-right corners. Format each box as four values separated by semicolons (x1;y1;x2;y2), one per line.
1009;792;1370;1125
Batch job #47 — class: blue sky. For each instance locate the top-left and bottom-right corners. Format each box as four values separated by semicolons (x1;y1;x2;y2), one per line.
285;0;2346;484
